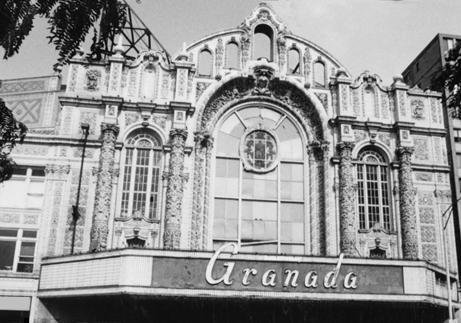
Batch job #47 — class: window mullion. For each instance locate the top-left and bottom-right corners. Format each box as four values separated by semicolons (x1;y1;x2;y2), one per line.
237;160;243;245
277;165;281;253
377;165;384;227
145;150;154;218
12;229;21;272
363;164;369;229
128;149;137;216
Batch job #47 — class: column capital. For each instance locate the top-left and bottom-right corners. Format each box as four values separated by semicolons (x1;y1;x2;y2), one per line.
194;130;214;149
396;146;415;157
101;122;120;136
170;128;188;140
336;141;355;152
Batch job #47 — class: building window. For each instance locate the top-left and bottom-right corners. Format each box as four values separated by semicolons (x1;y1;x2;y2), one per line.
357;149;392;231
0;228;37;273
119;130;162;219
225;41;240;69
447;38;455;51
0;166;45;209
254;24;273;61
313;61;326;87
287;48;301;75
198;49;213;76
213;106;305;254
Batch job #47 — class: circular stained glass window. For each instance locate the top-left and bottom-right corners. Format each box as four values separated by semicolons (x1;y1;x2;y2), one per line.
241;130;278;172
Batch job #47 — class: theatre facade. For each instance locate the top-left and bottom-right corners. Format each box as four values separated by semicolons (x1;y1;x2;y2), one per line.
0;3;459;322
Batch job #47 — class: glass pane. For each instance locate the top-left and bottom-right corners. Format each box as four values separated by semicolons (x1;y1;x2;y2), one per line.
213;199;238;240
20;242;35;257
281;163;304;201
0;240;16;270
241;201;277;241
238;107;260;121
276;118;303;160
23;231;37;238
242;170;277;200
12;166;28;176
217;131;241;157
215;159;239;197
0;229;18;237
17;263;33;273
281;203;304;243
31;167;45;177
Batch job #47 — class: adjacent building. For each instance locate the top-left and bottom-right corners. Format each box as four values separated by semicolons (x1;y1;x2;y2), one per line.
403;33;461;288
0;4;459;322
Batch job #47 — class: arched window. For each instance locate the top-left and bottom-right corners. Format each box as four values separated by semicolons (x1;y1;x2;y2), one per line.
120;129;162;219
313;61;326;87
198;49;213;76
287;48;301;75
213;106;305;255
225;42;240;69
356;149;392;231
254;24;273;61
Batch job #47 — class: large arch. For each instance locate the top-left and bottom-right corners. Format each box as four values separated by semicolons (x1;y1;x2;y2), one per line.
190;65;332;253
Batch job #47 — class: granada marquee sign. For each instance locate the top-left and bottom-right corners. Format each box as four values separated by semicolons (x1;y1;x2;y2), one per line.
152;243;404;295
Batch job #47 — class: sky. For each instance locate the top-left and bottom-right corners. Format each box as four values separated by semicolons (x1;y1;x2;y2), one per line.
1;0;461;84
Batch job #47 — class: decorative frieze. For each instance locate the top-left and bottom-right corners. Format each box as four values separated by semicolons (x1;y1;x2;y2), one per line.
90;123;119;251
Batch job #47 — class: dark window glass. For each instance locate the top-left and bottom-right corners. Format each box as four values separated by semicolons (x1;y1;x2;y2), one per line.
0;241;16;270
254;24;273;61
0;229;18;237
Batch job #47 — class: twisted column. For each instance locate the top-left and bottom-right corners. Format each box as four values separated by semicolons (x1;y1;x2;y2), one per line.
163;129;188;249
397;146;418;259
90;123;119;251
337;142;357;256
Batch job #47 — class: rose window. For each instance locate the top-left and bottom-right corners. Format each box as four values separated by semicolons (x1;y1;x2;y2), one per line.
242;130;277;171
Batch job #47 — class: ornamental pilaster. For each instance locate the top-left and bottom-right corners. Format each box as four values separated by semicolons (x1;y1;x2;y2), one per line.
397;146;418;259
163;128;188;249
190;131;213;249
337;141;358;256
90;123;119;251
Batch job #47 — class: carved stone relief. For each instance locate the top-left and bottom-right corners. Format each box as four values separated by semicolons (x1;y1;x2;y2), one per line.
411;99;425;120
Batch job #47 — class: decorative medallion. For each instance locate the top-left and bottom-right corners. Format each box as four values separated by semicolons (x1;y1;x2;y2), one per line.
240;129;278;173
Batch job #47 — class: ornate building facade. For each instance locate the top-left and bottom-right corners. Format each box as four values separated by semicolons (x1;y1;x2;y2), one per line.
0;4;459;322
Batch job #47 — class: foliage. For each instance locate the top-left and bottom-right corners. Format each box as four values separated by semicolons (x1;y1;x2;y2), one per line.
0;99;27;183
443;42;461;118
0;0;127;66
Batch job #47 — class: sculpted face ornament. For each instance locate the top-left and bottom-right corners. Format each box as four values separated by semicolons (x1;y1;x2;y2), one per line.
252;65;274;95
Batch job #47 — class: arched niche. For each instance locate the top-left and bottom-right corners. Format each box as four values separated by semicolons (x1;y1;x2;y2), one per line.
253;24;274;61
190;73;330;252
